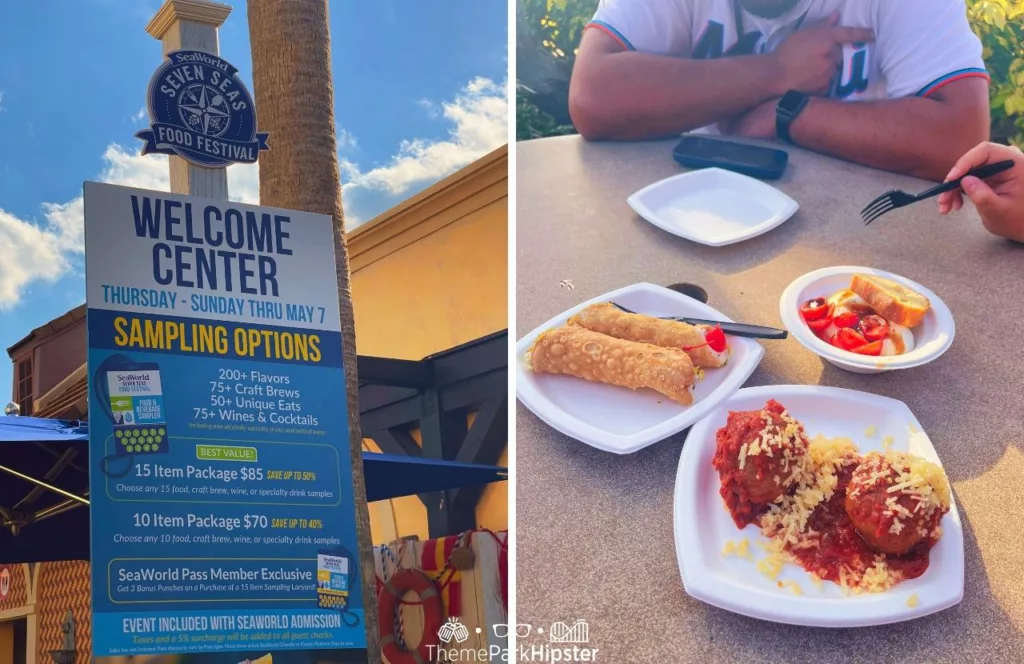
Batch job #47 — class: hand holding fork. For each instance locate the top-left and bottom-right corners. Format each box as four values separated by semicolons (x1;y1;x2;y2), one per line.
938;142;1024;243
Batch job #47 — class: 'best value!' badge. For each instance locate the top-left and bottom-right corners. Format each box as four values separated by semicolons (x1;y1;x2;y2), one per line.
136;50;269;168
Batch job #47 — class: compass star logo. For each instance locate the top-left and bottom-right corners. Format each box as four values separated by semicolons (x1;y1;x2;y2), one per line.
178;84;231;137
136;50;269;168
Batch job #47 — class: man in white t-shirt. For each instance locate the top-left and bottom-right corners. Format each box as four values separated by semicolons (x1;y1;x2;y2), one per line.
569;0;991;181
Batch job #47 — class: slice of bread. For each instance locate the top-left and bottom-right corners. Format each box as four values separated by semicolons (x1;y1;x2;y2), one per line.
850;273;930;328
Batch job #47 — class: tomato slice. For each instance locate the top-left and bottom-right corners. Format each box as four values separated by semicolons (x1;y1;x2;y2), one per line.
833;311;860;329
800;297;831;322
859;315;889;342
836;328;868;351
704;326;727;353
806;316;832;335
850;340;883;356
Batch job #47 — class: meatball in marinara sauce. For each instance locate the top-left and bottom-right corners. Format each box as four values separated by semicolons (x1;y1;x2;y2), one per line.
713;399;811;528
845;452;951;555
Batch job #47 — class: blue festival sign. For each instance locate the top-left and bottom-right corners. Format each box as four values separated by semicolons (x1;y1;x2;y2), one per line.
136;50;269;167
83;182;366;657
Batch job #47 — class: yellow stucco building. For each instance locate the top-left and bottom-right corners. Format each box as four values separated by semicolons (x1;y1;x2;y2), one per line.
349;145;508;544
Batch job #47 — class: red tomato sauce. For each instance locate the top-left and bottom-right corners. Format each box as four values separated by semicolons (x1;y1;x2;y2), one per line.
712;399;791;529
789;464;933;584
714;400;935;589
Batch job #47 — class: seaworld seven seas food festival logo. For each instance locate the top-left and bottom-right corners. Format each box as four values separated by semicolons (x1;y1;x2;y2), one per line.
136;50;269;167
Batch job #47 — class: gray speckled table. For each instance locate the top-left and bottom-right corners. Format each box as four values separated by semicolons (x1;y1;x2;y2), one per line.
515;135;1024;663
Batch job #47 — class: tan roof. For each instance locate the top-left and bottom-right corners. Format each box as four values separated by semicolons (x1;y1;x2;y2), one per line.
6;303;86;357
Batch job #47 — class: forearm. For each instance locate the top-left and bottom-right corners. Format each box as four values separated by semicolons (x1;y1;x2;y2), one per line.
569;53;785;140
788;97;989;181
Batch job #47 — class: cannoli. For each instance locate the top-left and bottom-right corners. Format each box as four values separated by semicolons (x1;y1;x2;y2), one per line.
569;302;728;368
528;326;698;405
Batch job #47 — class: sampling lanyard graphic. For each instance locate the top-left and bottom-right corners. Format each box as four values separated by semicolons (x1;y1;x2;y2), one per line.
95;354;163;478
319;546;362;627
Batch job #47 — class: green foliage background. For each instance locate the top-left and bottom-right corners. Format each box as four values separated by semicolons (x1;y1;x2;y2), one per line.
516;0;1024;143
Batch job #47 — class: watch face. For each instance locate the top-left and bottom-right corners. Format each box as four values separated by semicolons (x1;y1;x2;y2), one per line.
780;92;805;113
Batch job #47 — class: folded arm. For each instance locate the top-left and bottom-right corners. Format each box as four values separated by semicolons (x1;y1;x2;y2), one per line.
787;78;991;181
568;30;783;140
570;16;873;142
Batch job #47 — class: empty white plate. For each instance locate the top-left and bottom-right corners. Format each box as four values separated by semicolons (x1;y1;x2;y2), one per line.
515;283;765;454
628;167;799;246
674;385;964;627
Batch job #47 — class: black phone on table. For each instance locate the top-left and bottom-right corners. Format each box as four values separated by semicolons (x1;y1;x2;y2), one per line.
672;135;788;180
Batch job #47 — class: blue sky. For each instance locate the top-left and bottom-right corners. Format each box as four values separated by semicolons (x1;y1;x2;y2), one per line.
0;0;508;401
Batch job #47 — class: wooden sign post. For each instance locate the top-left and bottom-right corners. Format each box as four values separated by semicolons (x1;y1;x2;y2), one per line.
146;0;232;199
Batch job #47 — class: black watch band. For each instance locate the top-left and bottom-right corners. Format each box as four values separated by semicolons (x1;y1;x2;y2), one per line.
776;91;810;145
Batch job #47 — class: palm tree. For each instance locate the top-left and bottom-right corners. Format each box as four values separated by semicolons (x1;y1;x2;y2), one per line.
247;1;380;660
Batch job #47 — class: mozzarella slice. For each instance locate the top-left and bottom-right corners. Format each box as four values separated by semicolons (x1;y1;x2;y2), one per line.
881;323;915;356
826;290;869;310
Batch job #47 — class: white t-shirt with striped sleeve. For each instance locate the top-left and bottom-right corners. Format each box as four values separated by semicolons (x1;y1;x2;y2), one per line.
587;0;988;102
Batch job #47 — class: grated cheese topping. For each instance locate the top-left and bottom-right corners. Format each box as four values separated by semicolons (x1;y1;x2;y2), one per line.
756;538;788;580
720;406;951;597
737;408;808;474
721;538;754;561
749;436;948;595
848;452;951;518
858;557;896;594
759;436;856;548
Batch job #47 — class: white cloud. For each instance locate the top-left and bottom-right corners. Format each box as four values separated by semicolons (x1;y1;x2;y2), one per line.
339;158;362;183
2;75;507;304
131;107;147;123
0;90;5;113
227;162;261;206
0;207;68;306
337;129;357;150
0;145;258;309
417;98;439;119
342;77;507;197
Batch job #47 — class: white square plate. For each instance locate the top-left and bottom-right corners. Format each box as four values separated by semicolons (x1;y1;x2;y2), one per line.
674;385;964;627
628;167;799;247
515;283;765;454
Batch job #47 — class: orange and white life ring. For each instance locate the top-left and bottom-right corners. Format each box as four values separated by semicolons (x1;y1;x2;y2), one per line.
379;569;444;664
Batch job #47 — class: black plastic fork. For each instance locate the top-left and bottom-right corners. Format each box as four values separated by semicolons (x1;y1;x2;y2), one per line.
611;303;788;340
861;160;1015;225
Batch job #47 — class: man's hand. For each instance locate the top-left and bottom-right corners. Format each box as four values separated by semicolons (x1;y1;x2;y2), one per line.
770;13;875;96
938;141;1024;242
720;98;780;139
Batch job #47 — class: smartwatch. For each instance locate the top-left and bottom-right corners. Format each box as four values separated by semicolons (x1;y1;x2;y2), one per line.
776;91;810;145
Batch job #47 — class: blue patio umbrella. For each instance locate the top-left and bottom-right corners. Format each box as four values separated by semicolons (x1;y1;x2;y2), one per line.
0;416;505;563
